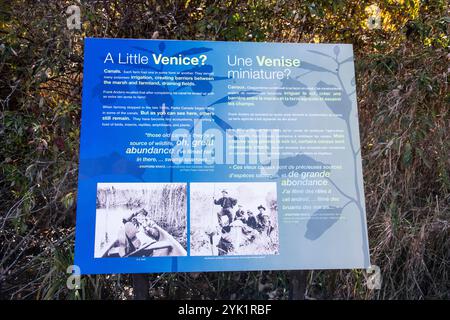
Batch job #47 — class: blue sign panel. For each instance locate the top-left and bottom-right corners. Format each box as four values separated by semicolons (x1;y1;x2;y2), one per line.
75;38;370;274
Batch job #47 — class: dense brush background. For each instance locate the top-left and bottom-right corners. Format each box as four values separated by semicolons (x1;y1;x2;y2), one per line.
0;0;448;299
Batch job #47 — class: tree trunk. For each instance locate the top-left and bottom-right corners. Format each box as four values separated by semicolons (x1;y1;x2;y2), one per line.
132;274;150;300
289;270;308;300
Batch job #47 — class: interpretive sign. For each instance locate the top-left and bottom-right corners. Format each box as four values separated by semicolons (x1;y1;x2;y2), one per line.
75;38;370;274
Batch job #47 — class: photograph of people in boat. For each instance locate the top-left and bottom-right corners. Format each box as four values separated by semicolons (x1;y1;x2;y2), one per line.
94;183;187;258
190;182;279;256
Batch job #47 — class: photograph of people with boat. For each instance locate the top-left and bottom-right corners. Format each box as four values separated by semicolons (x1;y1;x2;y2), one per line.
94;183;187;258
190;182;279;256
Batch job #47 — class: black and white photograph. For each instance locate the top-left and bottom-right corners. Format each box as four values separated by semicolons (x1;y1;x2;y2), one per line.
190;182;279;256
94;183;187;258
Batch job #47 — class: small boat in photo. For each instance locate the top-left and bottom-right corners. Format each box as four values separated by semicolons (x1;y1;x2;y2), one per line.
101;209;187;258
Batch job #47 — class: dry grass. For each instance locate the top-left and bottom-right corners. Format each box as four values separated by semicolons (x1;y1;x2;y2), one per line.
0;0;448;299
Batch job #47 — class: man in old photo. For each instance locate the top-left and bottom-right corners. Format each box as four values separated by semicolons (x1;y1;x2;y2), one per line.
213;189;237;227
